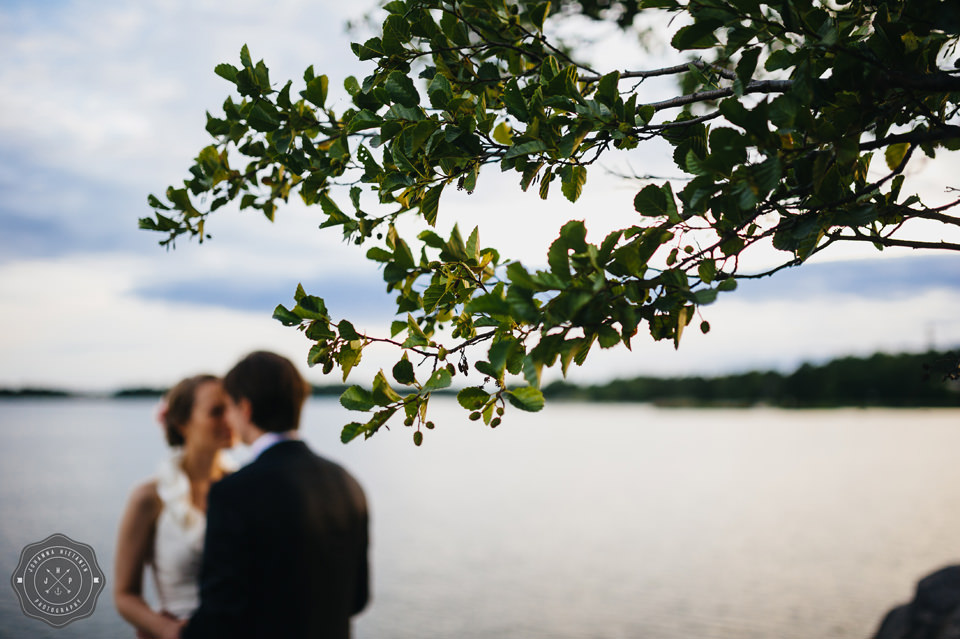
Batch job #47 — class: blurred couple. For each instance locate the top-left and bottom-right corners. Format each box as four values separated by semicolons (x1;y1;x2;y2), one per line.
114;351;369;639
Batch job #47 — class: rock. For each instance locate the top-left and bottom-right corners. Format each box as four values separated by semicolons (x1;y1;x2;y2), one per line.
874;566;960;639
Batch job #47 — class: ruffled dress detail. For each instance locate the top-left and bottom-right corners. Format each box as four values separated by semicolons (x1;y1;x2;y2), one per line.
151;450;235;619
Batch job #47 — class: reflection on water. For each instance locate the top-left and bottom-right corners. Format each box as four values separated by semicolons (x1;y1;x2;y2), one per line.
0;399;958;638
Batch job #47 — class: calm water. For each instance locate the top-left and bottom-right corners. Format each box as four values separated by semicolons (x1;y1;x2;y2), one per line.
1;398;958;638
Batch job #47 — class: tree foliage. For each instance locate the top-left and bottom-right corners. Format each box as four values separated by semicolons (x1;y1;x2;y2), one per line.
542;349;960;406
142;0;960;444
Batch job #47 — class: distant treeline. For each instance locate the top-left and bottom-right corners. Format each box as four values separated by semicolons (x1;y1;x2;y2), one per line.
0;384;353;399
542;350;960;407
0;387;73;398
1;351;957;406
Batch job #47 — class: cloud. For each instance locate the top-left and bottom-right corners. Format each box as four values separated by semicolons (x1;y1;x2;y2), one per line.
0;0;958;393
734;254;960;301
134;273;395;318
0;0;376;259
0;151;152;259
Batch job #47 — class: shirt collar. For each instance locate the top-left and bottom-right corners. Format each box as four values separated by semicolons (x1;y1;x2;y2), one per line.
246;430;298;463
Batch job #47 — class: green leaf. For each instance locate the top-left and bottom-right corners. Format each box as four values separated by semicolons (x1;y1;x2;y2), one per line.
307;342;327;367
561;219;588;251
421;183;443;226
393;356;416;385
493;121;513;145
465;292;511;315
351;38;384;61
736;47;761;87
427;73;453;109
546;226;574;282
272;304;301;327
403;314;430;347
671;20;722;50
385;71;420;108
765;48;794;72
752;156;782;195
539;168;553;199
302;75;329;108
504;140;548;160
885;143;910;171
502;79;530;122
341;422;367;443
372;370;402;405
717;278;737;292
347;109;382;133
530;1;551;31
466;226;480;262
560;165;587;203
506;262;539;290
692;288;718;304
636;104;654;125
418;230;445;248
487;340;513;377
457;387;490;410
506;386;545;412
293;295;328;320
337;345;363;381
423;368;452;392
340;385;375;411
305;321;336;341
598;325;620;348
366;247;393;262
248;101;281;132
338;320;361;341
634;183;677;220
596;71;620;107
475;360;499;378
344;75;361;96
214;63;238;83
697;259;717;284
540;55;560;83
422;282;446;312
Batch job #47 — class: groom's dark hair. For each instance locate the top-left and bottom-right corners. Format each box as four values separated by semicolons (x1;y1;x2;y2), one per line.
224;351;310;432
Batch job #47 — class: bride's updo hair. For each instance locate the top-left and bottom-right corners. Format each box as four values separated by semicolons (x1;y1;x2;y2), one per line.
162;374;218;447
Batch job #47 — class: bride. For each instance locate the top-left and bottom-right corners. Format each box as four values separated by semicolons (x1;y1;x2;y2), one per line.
114;375;236;639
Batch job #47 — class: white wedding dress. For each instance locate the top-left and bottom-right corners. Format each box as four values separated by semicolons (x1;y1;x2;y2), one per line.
151;450;235;619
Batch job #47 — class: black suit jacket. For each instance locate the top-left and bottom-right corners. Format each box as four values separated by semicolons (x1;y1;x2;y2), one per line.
182;440;369;639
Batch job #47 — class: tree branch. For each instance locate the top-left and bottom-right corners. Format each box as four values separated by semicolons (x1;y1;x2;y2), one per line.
642;111;723;130
825;232;960;251
579;60;737;84
645;80;791;111
860;125;960;151
881;70;960;93
913;203;960;226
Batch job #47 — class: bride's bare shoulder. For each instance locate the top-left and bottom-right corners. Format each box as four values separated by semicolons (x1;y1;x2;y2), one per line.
124;480;162;519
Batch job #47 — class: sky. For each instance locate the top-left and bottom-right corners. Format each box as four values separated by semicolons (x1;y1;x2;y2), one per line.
0;0;958;392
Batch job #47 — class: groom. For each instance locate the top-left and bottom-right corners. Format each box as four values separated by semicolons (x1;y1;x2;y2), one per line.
181;351;369;639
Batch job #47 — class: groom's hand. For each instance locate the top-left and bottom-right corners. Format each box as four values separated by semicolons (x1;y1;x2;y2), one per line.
164;614;187;639
137;611;184;639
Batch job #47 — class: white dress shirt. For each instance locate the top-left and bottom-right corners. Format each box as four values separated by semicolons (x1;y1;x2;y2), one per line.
245;430;298;464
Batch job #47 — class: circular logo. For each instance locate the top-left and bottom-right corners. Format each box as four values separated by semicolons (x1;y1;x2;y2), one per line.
10;533;106;628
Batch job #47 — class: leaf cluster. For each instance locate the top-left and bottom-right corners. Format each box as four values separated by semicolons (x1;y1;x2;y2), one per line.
142;0;960;443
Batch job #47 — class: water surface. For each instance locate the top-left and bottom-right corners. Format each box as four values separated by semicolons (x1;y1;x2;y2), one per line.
1;399;957;638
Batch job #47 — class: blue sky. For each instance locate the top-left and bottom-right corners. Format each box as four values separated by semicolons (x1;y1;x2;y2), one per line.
0;0;958;391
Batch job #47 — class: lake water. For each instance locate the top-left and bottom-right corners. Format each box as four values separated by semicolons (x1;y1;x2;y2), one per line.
1;398;958;638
